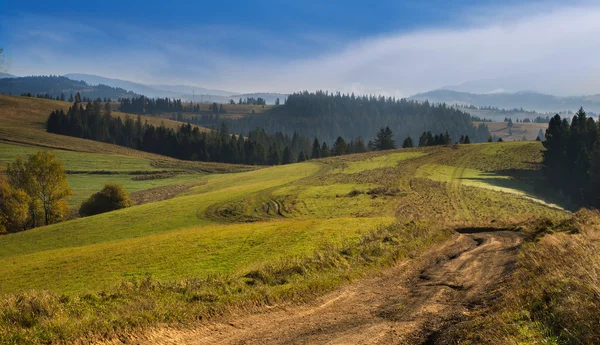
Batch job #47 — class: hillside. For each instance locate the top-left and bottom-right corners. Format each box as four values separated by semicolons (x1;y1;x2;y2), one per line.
475;121;548;141
0;95;251;208
410;89;600;113
0;76;137;100
220;91;491;144
0;137;571;343
65;73;236;99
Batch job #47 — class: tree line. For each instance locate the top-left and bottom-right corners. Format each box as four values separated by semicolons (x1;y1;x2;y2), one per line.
205;91;491;144
46;100;381;165
118;96;266;115
543;107;600;206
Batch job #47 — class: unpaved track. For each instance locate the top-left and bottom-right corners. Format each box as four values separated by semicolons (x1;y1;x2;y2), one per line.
105;230;522;345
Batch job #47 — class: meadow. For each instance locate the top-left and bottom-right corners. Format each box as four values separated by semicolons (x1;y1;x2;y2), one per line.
474;120;548;141
0;95;573;344
0;95;254;207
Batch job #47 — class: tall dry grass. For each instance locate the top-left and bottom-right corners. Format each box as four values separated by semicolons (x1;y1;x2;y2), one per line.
455;210;600;344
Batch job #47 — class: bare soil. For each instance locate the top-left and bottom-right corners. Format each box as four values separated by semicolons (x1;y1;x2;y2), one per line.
101;229;522;345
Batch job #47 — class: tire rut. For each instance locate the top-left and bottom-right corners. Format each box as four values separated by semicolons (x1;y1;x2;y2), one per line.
101;229;523;345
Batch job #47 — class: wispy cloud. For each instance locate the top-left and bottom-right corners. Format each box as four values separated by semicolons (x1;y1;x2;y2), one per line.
3;2;600;96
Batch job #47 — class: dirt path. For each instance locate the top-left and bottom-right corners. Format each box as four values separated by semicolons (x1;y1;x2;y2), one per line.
106;230;522;345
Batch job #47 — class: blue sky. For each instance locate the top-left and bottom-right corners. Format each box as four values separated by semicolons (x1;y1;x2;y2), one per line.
2;0;600;96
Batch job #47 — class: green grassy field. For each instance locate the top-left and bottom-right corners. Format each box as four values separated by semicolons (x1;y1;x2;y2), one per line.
0;95;210;155
0;95;257;208
0;97;573;343
0;142;568;295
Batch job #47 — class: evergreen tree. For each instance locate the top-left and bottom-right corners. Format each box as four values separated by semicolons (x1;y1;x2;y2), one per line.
311;138;321;159
297;151;308;162
333;136;347;156
373;127;396;150
321;142;331;158
267;145;281;165
402;136;414;148
282;146;293;165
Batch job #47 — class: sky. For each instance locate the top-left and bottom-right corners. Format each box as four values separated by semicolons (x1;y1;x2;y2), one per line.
1;0;600;96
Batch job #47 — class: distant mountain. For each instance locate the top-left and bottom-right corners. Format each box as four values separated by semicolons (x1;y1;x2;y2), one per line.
0;76;137;99
409;89;600;113
65;74;236;100
0;72;15;79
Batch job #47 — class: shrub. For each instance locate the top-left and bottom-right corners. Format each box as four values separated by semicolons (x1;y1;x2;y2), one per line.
79;184;133;217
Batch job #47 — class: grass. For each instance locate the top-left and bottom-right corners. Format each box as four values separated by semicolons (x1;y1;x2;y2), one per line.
0;94;257;208
474;120;548;141
0;220;449;345
0;95;210;156
332;151;427;174
0;217;394;295
453;210;600;344
0;137;575;344
0;142;160;172
66;173;204;207
0;141;251;207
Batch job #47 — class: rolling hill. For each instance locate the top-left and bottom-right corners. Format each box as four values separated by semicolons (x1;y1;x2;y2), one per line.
0;76;137;100
65;73;236;98
410;89;600;113
2;93;596;345
0;94;249;208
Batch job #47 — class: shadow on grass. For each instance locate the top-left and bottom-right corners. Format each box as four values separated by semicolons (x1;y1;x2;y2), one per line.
458;167;577;211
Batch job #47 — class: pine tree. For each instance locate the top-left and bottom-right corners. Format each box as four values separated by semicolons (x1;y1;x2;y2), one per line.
321;142;331;158
297;151;308;162
333;136;347;156
311;138;321;159
282;146;293;165
373;127;396;150
267;145;281;165
402;136;413;148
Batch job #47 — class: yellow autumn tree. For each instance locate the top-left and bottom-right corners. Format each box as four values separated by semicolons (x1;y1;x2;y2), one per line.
7;151;72;227
0;175;30;233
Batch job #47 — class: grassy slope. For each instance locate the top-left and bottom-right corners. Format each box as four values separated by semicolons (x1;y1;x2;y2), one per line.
0;142;568;296
454;210;600;344
0;95;209;156
0;95;255;206
475;120;548;141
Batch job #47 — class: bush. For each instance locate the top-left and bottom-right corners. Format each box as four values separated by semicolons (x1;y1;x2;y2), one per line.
79;184;133;217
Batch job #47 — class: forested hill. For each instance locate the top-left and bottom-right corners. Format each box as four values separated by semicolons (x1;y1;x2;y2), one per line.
0;76;137;100
222;91;490;143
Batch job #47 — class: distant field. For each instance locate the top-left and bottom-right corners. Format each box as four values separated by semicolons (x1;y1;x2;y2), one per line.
127;102;274;122
0;95;257;209
0;142;568;295
474;121;548;141
0;95;210;156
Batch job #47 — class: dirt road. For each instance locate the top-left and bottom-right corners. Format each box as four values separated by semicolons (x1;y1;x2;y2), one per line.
106;230;523;345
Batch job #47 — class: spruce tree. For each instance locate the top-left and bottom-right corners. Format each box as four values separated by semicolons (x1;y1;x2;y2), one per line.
311;138;321;159
297;151;307;162
402;136;413;148
321;142;331;158
373;127;396;150
282;146;293;165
